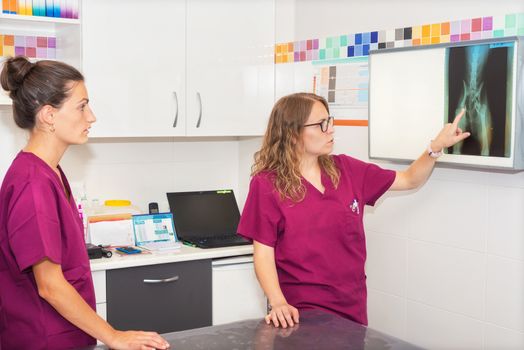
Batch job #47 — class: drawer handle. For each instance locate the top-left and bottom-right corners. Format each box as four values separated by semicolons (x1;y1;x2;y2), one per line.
143;276;179;284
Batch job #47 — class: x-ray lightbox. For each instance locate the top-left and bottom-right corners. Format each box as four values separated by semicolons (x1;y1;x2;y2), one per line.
369;36;524;169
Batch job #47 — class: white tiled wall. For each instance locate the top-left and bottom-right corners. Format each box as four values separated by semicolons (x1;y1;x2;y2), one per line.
293;0;523;40
486;255;524;332
406;300;484;350
237;137;262;211
340;128;524;350
368;289;407;339
366;232;407;297
407;240;486;320
485;324;524;350
487;187;524;261
406;181;488;252
340;107;524;349
62;138;240;212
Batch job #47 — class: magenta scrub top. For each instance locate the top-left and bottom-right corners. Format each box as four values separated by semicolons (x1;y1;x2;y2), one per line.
0;151;96;350
237;154;396;325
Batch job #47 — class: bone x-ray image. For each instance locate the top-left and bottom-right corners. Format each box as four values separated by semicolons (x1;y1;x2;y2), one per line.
445;42;514;157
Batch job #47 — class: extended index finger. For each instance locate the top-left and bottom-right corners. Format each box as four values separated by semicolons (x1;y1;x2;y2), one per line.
452;108;466;127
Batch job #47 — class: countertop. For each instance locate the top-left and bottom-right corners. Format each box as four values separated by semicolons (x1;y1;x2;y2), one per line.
80;309;423;350
90;244;253;271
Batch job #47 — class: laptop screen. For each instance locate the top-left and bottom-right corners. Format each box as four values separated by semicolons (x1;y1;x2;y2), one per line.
166;190;240;240
132;213;178;245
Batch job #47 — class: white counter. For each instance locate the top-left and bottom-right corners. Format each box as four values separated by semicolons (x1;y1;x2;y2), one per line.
90;244;254;272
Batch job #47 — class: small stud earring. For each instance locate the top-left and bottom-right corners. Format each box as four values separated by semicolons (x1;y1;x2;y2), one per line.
50;124;55;132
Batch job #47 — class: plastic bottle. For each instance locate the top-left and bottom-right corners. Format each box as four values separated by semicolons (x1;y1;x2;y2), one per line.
77;203;87;241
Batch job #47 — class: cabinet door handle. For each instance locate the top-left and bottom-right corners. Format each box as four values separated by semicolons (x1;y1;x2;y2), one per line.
143;275;179;284
172;91;179;128
196;92;202;128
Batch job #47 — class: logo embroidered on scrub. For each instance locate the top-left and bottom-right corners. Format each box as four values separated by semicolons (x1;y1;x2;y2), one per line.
351;199;360;215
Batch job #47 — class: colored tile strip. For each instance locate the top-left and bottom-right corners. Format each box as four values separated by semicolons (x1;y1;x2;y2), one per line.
1;33;57;59
274;12;523;64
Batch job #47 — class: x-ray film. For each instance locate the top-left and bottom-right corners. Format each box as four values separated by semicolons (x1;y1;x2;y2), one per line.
445;42;514;157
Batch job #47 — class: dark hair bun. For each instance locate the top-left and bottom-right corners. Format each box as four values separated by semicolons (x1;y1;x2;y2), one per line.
0;56;34;94
1;56;84;130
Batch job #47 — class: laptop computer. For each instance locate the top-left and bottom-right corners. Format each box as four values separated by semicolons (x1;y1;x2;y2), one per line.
166;190;251;249
132;213;182;251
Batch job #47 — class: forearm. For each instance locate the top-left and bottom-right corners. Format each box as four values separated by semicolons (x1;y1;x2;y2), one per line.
403;149;438;189
34;259;169;349
390;141;443;190
392;110;470;191
39;279;116;345
253;242;287;306
406;139;445;188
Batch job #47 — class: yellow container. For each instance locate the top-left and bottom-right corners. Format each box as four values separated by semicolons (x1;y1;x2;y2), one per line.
87;199;142;216
105;200;132;207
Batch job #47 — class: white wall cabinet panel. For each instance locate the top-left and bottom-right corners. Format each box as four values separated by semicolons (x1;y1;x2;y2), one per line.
96;303;107;321
93;271;107;324
82;0;186;137
92;270;106;303
186;0;275;136
212;256;267;325
82;0;274;138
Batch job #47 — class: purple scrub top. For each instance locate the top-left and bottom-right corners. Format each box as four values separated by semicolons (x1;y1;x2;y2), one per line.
238;154;396;325
0;152;96;350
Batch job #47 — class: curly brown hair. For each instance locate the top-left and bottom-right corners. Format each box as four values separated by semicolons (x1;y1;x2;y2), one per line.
252;93;340;202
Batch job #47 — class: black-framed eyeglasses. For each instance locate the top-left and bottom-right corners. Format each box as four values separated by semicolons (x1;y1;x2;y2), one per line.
303;116;334;133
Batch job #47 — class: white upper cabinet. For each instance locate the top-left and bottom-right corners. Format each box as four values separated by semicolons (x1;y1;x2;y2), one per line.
82;0;274;138
185;0;275;136
82;0;186;137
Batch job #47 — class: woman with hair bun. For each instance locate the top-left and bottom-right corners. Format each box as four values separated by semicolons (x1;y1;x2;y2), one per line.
0;56;169;350
237;92;469;328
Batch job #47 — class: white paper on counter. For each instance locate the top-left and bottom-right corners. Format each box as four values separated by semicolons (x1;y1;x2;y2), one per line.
88;219;134;247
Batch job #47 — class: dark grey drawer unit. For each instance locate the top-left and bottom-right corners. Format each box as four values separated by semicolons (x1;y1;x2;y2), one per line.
106;259;212;333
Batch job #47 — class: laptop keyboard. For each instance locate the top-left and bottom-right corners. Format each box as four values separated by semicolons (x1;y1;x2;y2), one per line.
204;235;238;241
195;235;249;247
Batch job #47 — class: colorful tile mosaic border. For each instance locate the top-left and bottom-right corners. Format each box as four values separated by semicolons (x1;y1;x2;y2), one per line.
0;33;57;59
275;13;524;64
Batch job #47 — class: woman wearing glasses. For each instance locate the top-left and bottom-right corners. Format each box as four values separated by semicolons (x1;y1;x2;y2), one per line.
237;92;468;328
